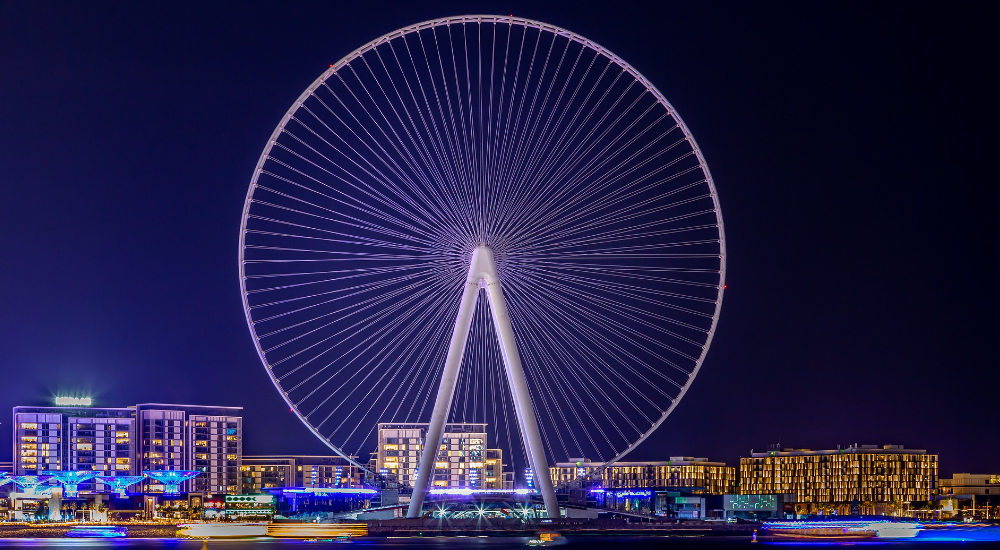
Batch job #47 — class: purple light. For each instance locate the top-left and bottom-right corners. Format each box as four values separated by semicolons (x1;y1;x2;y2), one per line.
143;470;200;495
428;488;536;496
276;487;376;496
97;475;146;497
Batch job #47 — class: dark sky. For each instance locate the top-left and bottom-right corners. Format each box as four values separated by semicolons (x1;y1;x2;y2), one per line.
1;2;996;476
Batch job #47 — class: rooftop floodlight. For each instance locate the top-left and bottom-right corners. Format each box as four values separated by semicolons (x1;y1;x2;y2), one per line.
43;470;101;498
10;475;54;496
97;475;146;498
143;470;199;495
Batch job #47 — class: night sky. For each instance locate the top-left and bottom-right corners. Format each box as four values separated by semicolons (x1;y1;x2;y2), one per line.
1;2;996;476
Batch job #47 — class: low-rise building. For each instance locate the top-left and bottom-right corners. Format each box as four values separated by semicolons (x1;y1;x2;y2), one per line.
739;444;937;514
938;473;1000;520
241;455;364;492
376;423;513;489
550;456;736;494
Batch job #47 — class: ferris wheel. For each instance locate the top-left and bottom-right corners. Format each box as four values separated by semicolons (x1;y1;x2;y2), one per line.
240;15;725;518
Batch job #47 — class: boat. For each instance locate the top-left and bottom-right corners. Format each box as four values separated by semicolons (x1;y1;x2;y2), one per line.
65;525;128;538
763;519;920;539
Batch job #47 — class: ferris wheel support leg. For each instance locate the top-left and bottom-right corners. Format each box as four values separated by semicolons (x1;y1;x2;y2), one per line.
406;276;480;518
484;275;561;519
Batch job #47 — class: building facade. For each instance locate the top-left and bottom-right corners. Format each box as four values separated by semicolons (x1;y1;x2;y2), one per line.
13;406;137;494
550;457;736;494
938;473;1000;520
135;404;243;495
376;423;513;489
740;444;937;506
241;455;364;493
11;402;243;496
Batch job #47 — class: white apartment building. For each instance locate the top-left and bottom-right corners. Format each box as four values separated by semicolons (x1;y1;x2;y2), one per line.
376;423;513;489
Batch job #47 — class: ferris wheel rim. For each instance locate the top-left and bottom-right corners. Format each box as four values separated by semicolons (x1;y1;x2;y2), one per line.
239;14;727;477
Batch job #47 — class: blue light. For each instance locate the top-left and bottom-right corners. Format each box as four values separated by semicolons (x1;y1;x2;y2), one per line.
43;470;100;498
143;470;200;495
97;475;146;497
609;490;652;498
65;525;127;538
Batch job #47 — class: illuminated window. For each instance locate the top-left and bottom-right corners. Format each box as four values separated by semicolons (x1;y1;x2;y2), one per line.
20;423;38;430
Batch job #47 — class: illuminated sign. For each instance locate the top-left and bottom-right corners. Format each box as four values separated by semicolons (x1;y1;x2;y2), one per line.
55;397;92;406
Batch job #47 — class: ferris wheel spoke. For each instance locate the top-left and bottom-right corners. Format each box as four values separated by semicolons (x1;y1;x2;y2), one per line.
496;77;642;239
505;275;688;394
508;285;668;425
518;269;712;352
392;36;472;230
324;72;469;233
276;119;444;233
510;302;635;456
510;129;688;238
292;280;455;415
275;122;453;236
245;263;436;294
503;79;660;213
509;55;620;214
507;37;585;198
251;181;438;244
521;169;708;249
513;265;715;333
417;31;478;235
244;228;432;256
323;56;459;218
497;35;574;222
263;274;450;370
518;273;703;370
364;47;466;230
323;297;454;443
524;73;640;198
491;23;530;233
248;268;435;318
518;223;717;256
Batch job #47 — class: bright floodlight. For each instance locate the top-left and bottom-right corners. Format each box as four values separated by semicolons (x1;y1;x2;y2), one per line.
143;470;199;495
54;396;92;406
97;475;146;497
241;15;725;520
43;470;100;498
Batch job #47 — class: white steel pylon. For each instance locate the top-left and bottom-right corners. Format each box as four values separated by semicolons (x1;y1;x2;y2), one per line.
406;246;560;519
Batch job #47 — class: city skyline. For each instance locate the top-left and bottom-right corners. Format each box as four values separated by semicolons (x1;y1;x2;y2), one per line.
1;1;996;479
